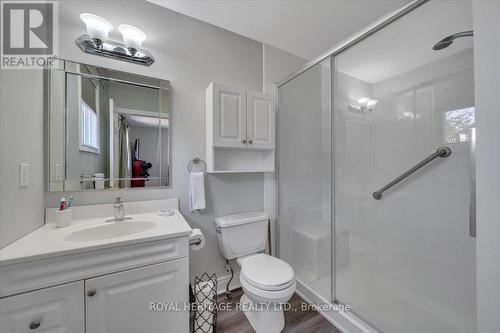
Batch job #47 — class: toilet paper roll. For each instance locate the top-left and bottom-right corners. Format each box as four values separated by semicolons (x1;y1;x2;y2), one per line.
190;228;205;251
194;280;215;333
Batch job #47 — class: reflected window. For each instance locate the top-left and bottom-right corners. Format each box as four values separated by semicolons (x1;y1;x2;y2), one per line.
444;107;475;144
80;100;99;152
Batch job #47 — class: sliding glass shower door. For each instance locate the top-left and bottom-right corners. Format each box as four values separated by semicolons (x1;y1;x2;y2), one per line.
333;1;476;332
278;58;331;301
278;1;476;332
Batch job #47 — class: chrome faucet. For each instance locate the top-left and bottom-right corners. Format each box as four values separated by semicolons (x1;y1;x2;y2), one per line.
106;197;132;222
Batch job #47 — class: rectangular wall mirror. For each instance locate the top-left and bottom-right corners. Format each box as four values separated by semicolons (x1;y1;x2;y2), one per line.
46;59;171;192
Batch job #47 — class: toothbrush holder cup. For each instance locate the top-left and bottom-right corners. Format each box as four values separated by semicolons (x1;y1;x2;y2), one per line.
55;209;72;228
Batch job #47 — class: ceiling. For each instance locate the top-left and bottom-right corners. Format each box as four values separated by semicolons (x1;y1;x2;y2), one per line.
147;0;473;84
336;0;473;83
147;0;409;60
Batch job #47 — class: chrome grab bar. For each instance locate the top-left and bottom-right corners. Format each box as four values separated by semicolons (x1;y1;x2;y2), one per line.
373;146;452;200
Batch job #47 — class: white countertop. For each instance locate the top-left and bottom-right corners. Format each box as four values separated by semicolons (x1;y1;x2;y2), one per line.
0;210;192;266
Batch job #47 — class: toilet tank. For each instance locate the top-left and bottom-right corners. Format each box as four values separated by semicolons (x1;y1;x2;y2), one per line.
215;211;269;260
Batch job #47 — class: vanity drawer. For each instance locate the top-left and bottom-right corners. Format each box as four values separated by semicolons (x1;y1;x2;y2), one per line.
0;281;84;333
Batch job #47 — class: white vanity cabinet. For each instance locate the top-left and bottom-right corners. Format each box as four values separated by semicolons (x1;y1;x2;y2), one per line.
206;82;275;173
0;281;85;333
0;238;190;333
86;259;189;333
0;200;192;333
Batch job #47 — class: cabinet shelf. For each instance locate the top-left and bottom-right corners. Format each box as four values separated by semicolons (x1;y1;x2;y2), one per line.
207;147;274;173
209;170;275;174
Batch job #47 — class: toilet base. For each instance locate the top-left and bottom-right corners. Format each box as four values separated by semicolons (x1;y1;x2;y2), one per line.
240;294;285;333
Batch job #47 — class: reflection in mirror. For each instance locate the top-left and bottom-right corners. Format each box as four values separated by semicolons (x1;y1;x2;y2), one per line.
47;60;170;192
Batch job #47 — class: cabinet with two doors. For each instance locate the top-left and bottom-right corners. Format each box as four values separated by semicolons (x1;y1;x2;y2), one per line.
206;82;275;173
0;240;189;333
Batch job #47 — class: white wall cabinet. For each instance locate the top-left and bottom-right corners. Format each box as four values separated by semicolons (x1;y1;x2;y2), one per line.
0;248;189;333
206;82;275;173
0;281;85;333
246;90;275;149
210;83;247;148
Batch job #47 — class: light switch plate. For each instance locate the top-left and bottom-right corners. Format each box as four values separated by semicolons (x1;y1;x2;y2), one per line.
19;163;29;187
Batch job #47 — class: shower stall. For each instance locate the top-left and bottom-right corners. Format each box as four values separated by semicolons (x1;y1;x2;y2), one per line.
277;1;476;332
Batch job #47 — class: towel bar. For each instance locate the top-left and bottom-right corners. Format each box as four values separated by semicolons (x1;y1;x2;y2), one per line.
188;157;207;173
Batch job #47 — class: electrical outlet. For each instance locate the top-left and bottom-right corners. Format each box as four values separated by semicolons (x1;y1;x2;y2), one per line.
19;163;29;187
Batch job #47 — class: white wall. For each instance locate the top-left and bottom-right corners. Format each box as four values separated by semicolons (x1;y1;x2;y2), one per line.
473;2;500;332
1;0;265;286
0;70;46;247
263;44;307;95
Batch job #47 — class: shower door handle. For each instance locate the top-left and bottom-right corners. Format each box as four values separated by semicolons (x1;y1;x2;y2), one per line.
372;146;452;200
469;128;476;237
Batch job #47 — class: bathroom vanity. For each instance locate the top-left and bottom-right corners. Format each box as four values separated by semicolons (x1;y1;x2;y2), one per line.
0;199;191;333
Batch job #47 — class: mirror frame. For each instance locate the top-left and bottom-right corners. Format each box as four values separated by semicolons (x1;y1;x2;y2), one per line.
45;59;172;192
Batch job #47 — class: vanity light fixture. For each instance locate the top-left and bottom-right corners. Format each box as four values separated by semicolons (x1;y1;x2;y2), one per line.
119;25;147;55
80;13;113;47
349;97;378;112
77;13;154;66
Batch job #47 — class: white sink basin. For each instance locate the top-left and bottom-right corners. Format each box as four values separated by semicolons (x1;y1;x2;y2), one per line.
64;221;156;242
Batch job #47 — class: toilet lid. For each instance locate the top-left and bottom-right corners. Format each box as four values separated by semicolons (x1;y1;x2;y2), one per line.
241;254;294;288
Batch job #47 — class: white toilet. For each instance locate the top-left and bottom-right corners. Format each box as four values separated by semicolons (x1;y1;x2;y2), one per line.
215;212;296;333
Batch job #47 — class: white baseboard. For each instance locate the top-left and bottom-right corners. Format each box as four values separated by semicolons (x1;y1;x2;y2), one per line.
216;272;241;296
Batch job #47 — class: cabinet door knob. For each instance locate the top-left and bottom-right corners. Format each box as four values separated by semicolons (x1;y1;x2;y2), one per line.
248;140;253;144
29;321;41;330
242;140;247;144
87;288;97;297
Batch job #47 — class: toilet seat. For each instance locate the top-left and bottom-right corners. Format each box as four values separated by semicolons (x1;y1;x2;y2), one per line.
240;273;296;303
240;254;295;291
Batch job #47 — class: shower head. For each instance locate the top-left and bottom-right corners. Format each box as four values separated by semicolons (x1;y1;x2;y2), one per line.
432;31;473;50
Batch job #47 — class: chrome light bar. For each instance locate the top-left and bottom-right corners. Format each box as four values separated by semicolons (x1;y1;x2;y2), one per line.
76;35;154;66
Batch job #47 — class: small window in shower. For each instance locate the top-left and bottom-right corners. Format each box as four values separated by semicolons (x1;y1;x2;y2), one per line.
443;107;475;144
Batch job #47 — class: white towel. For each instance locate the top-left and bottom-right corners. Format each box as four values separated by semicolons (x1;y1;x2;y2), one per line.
189;172;206;212
93;173;105;190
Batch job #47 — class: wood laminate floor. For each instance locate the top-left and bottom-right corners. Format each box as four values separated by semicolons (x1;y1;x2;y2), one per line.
216;289;342;333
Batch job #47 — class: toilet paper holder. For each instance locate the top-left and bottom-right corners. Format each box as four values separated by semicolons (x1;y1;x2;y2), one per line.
190;238;202;246
189;228;205;250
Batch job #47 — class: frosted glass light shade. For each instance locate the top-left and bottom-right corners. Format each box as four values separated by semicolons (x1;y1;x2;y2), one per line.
366;99;378;110
357;97;370;108
80;13;113;41
118;24;147;50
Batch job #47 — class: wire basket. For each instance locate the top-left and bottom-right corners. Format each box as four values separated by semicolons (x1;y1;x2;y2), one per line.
193;273;218;333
